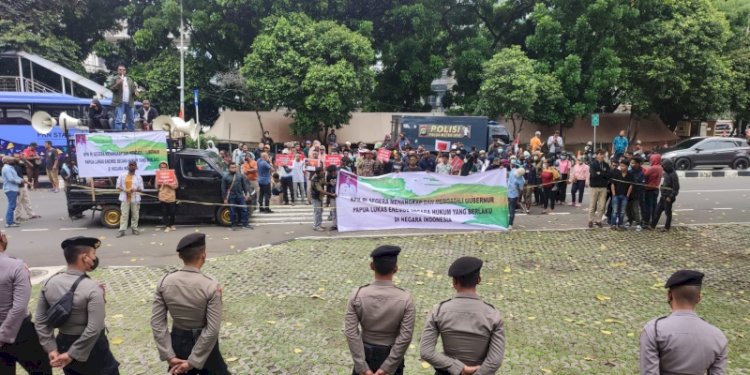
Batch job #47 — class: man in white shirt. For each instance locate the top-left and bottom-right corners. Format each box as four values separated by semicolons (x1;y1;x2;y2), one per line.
547;130;564;155
116;160;144;237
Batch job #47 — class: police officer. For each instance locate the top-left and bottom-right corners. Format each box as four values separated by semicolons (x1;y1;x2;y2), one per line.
640;270;728;374
0;231;51;374
344;245;416;375
420;257;505;375
151;233;229;375
34;236;120;374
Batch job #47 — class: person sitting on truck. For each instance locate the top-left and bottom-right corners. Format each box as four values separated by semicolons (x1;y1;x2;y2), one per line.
529;131;543;153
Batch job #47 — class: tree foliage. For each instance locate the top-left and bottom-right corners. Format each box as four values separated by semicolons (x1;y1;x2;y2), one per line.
242;13;374;138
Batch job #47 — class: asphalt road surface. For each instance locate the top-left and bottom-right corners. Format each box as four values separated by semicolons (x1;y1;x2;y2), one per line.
1;177;748;267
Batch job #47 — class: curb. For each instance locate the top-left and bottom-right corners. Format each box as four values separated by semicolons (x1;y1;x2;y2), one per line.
677;170;750;178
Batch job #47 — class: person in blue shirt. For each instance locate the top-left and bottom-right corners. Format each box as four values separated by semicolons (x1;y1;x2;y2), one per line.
2;156;26;228
611;130;629;162
507;167;526;230
257;153;274;213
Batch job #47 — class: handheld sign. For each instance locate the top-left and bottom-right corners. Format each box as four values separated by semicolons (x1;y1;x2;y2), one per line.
325;154;342;167
450;156;464;173
377;148;391;163
275;154;290;167
156;169;176;185
435;140;450;152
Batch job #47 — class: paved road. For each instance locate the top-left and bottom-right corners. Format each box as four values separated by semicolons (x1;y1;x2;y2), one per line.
1;177;748;267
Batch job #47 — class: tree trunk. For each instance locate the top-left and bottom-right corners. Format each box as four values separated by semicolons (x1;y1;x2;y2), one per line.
254;109;266;138
510;115;518;138
631;118;641;146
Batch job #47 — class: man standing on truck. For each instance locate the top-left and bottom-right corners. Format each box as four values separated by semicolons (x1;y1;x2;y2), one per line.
107;63;140;132
116;160;144;238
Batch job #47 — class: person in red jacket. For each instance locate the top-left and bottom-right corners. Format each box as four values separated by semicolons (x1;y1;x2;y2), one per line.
642;154;664;227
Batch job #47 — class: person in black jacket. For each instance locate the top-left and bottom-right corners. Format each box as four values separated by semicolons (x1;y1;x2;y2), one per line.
627;156;645;230
88;99;108;131
609;160;633;230
587;150;611;228
650;159;680;231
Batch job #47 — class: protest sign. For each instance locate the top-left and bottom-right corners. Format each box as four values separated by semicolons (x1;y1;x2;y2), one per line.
435;140;450;152
74;132;167;177
336;169;508;232
275;154;290;167
450;156;464;173
377;148;391;163
156;169;176;185
325;154;342;167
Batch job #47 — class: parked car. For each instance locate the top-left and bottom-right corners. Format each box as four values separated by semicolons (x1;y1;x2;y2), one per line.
661;137;750;170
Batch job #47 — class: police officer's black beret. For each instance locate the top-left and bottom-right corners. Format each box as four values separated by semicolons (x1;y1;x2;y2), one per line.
61;236;101;250
665;269;704;289
448;256;483;277
176;233;206;252
371;245;401;258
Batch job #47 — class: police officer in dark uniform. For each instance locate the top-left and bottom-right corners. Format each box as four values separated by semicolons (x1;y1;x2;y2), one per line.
151;233;229;375
345;245;416;375
34;236;120;374
420;257;505;375
0;231;52;374
640;270;728;374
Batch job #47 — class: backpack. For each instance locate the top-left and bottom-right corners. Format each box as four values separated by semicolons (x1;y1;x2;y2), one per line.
43;274;88;328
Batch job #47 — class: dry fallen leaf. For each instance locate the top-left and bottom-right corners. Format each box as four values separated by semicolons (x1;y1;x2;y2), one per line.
112;314;124;319
294;348;303;354
595;294;611;301
503;266;512;273
421;362;431;369
600;330;612;335
226;357;238;362
266;320;276;325
527;316;536;320
110;337;123;345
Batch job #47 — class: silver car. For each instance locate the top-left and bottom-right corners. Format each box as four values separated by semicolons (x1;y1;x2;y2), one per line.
660;137;750;170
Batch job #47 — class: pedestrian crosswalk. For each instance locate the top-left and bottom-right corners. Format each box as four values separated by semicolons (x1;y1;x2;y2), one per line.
250;203;334;225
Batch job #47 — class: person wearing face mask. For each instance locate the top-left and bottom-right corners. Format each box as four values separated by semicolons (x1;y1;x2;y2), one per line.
151;233;229;375
0;231;52;374
115;160;143;238
35;236;120;374
640;270;727;375
539;161;559;214
609;160;633;230
587;150;611;228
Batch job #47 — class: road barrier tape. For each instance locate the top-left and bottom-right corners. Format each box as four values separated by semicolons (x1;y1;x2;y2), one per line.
69;184;253;208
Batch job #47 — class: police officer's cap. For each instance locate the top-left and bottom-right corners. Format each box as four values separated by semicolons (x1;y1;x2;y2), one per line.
665;269;704;289
176;233;206;253
371;245;401;258
448;256;483;277
61;236;101;250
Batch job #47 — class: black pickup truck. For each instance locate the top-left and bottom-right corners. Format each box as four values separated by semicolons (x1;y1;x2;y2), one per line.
66;148;252;228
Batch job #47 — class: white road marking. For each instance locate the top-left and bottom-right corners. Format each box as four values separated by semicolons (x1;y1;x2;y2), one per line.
681;189;750;193
21;228;49;232
550;212;571;215
712;208;733;210
59;227;88;231
674;209;694;212
28;266;66;285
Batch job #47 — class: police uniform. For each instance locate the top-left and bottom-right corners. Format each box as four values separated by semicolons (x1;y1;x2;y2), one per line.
420;257;505;375
151;233;229;375
34;236;120;375
640;270;728;375
344;245;416;375
0;249;51;374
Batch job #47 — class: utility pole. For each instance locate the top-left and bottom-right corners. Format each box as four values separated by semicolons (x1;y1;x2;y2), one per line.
179;0;185;119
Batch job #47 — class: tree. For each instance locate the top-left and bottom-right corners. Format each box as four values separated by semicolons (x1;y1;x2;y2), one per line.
621;0;733;130
242;13;374;138
476;46;540;136
526;0;632;127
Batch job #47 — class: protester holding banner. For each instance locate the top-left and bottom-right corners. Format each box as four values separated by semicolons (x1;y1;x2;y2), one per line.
357;150;376;177
156;161;179;232
116;160;144;237
311;167;336;231
325;165;338;229
435;154;451;175
403;154;422;172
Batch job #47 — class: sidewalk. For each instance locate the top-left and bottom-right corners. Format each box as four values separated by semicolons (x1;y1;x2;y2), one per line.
26;224;750;374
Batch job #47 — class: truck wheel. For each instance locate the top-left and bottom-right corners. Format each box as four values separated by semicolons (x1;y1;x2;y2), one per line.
215;207;232;227
733;158;749;170
675;158;691;171
100;206;121;229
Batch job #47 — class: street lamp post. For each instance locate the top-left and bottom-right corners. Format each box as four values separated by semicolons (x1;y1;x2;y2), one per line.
179;0;185;119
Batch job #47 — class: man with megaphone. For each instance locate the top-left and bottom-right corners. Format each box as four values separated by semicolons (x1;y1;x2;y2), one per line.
107;63;140;132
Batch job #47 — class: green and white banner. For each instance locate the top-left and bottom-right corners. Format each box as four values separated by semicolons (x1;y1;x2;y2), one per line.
336;169;508;232
74;132;168;177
